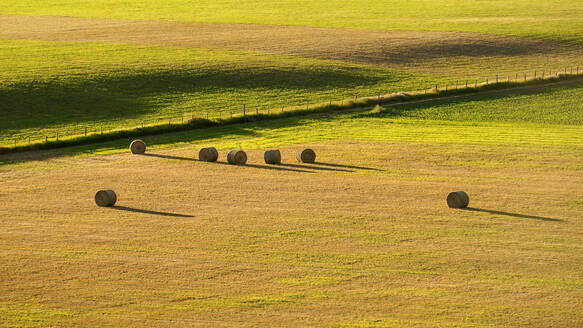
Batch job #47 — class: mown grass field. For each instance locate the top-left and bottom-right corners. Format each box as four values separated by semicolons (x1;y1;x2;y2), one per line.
1;80;582;327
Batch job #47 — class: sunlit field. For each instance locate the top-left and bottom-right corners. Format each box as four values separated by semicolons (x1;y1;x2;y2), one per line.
1;1;583;327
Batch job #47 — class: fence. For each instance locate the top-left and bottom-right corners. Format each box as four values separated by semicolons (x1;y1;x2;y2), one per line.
1;66;580;149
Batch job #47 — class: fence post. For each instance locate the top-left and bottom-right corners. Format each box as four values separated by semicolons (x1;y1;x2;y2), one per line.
45;136;48;143
435;84;438;93
465;80;468;88
524;73;526;81
496;75;498;83
534;70;537;79
281;105;284;112
256;108;258;115
486;78;488;85
84;127;87;136
100;126;103;135
206;112;209;120
577;66;579;75
515;73;518;81
56;132;59;141
243;104;246;116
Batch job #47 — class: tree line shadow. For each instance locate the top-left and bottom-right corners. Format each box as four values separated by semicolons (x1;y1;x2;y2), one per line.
1;66;388;132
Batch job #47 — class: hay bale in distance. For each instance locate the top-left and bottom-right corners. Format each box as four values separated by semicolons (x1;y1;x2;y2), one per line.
297;148;316;163
95;189;117;207
227;150;247;165
130;139;146;154
264;149;282;164
447;191;469;208
199;147;219;162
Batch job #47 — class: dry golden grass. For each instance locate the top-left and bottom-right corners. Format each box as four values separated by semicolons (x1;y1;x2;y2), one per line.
1;14;582;79
1;142;582;326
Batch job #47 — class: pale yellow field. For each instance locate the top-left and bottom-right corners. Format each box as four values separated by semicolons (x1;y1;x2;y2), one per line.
1;141;582;327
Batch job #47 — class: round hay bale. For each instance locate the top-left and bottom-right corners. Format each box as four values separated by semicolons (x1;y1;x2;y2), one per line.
130;139;146;154
227;150;247;165
447;191;469;208
264;149;281;164
297;148;316;163
199;147;219;162
95;189;117;207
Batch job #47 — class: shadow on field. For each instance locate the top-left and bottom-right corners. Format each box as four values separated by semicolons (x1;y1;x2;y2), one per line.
1;66;387;133
212;160;314;173
354;79;583;123
278;163;353;172
141;153;196;161
463;207;563;222
111;206;194;218
314;161;383;171
141;153;313;173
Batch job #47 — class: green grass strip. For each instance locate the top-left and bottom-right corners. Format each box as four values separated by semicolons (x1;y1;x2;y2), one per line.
1;74;580;155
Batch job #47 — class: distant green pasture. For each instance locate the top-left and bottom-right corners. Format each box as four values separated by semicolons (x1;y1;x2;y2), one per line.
2;0;583;43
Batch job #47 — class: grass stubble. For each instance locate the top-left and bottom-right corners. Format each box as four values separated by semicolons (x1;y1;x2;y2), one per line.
1;141;582;327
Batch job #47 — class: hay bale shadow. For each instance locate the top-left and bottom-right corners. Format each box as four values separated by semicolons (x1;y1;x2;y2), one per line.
278;163;353;173
313;162;383;171
462;207;564;222
141;153;313;173
110;206;194;218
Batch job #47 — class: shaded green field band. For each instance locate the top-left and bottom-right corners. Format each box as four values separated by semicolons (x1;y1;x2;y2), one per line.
1;75;582;156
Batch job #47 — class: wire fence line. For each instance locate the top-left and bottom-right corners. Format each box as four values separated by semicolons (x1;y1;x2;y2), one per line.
1;66;580;149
